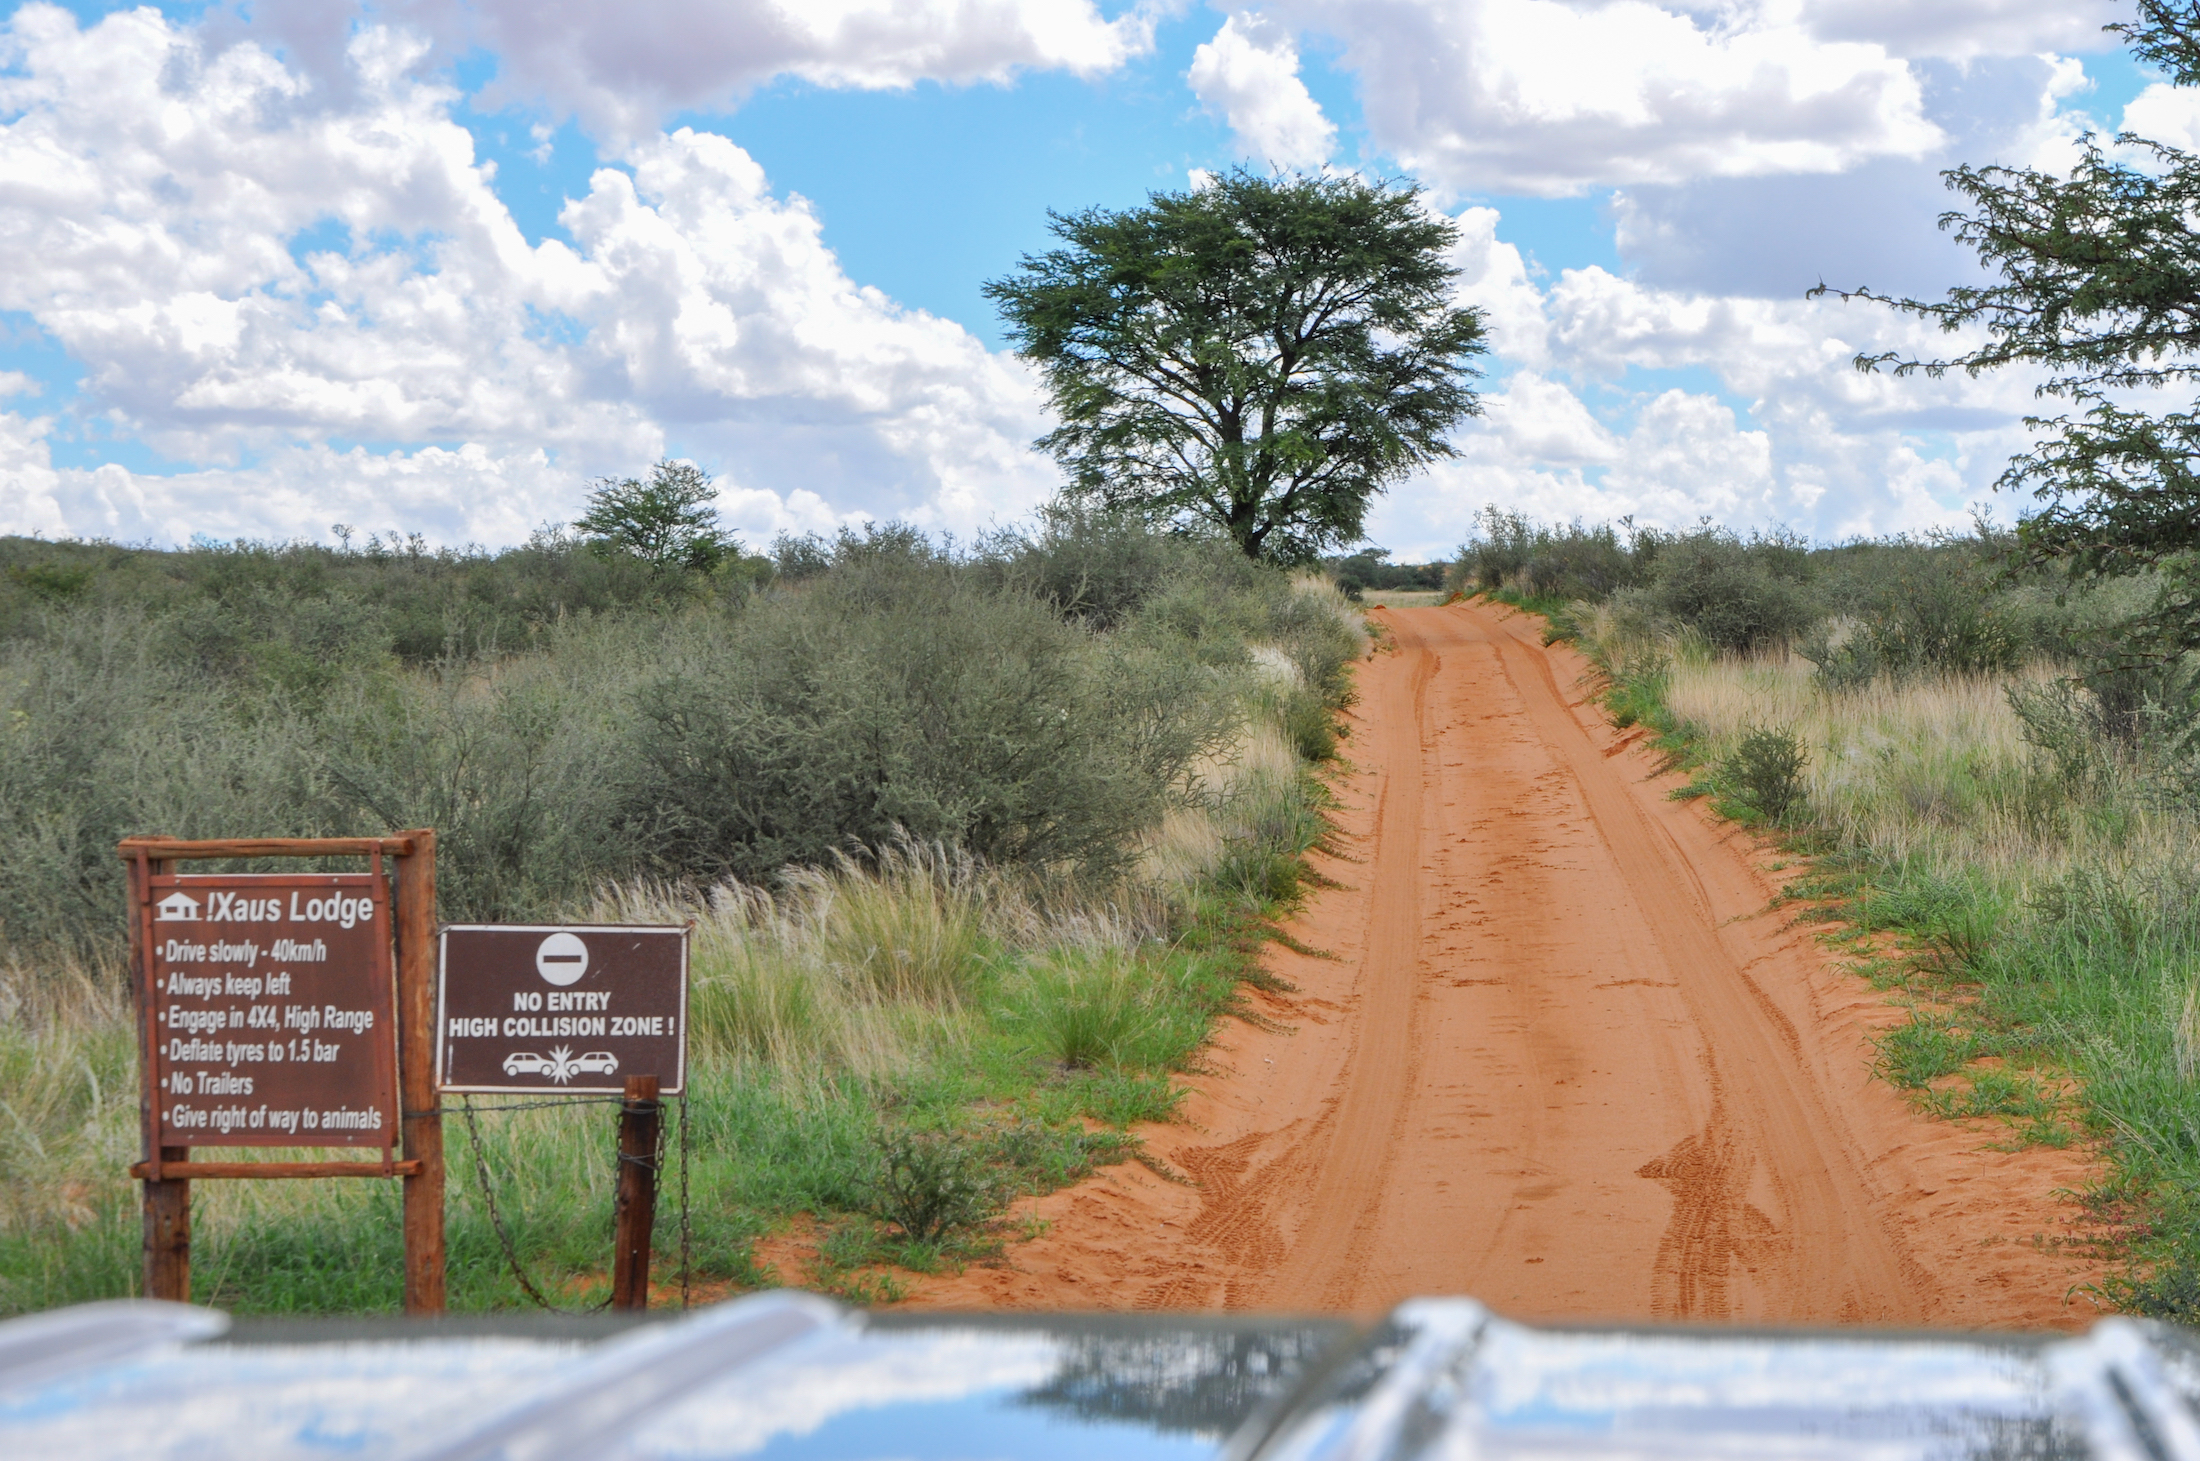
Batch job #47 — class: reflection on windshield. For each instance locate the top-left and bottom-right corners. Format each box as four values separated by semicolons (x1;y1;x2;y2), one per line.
623;1317;1351;1461
1016;1324;1346;1438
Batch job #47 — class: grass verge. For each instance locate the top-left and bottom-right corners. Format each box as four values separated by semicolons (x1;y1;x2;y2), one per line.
1536;595;2187;1312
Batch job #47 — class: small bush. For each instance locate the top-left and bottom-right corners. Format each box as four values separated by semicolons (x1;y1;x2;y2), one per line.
1805;559;2019;689
1797;623;1892;692
1873;566;2020;677
2116;1254;2200;1322
983;505;1248;630
1644;530;1815;653
2080;654;2200;754
1722;725;1808;823
614;534;1228;885
869;1128;1003;1242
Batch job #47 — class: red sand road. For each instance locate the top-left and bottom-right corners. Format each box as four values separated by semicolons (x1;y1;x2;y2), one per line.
904;601;2106;1325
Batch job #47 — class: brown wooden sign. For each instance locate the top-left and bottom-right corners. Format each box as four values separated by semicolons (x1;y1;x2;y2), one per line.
146;871;399;1152
437;925;687;1094
121;832;445;1315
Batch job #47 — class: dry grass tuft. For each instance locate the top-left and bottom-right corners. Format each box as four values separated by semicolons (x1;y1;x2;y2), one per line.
1141;713;1306;894
597;839;1164;1091
1652;648;2200;890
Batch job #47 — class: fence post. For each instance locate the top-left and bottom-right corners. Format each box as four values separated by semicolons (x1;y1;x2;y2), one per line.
612;1074;661;1311
133;853;191;1302
396;828;446;1314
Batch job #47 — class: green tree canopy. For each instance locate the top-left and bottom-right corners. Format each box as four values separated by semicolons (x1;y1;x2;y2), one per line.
574;459;730;576
1814;1;2200;645
986;170;1487;564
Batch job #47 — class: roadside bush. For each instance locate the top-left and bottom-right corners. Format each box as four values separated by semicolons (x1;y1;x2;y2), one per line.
1796;623;1891;692
1722;726;1808;823
1803;558;2019;690
2078;655;2200;755
983;506;1247;629
614;544;1226;885
1642;530;1815;653
869;1128;1004;1242
1884;567;2022;676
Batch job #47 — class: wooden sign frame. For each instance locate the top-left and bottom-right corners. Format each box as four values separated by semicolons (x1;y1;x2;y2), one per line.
119;831;445;1314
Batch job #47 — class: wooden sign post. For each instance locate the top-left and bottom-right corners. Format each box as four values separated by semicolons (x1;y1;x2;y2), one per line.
611;1074;661;1311
121;831;444;1313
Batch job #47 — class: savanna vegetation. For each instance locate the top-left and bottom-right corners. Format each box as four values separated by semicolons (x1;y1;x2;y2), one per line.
1454;503;2200;1314
0;504;1367;1314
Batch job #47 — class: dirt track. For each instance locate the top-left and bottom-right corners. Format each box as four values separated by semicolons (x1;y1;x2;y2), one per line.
909;602;2107;1325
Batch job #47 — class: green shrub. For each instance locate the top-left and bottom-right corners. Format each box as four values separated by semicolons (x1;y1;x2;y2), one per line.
1644;530;1815;653
868;1128;1003;1242
1875;567;2020;676
1722;725;1808;823
982;505;1248;629
1797;625;1889;692
2078;655;2200;754
613;543;1225;885
1806;559;2020;691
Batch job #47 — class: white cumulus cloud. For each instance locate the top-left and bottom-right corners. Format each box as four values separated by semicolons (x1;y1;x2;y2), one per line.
1261;0;1943;195
2123;81;2200;154
1363;208;2046;560
1188;12;1337;169
0;4;1058;545
1800;0;2123;61
410;0;1155;141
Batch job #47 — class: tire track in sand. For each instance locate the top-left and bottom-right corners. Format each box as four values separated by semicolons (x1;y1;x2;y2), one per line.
908;602;2105;1324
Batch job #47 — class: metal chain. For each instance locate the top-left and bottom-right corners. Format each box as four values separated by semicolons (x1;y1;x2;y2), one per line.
678;1087;693;1311
458;1095;610;1315
445;1096;623;1114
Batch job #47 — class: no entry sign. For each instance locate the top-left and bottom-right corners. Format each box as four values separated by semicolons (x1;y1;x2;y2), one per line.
436;925;687;1094
145;872;399;1149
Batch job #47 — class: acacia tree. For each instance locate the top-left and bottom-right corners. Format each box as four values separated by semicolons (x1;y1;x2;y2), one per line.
1815;1;2200;646
985;170;1487;564
575;459;730;576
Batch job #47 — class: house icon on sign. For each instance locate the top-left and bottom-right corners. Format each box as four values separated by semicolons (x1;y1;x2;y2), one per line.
155;892;200;922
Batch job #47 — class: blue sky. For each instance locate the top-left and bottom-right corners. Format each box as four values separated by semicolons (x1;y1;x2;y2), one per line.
0;0;2164;557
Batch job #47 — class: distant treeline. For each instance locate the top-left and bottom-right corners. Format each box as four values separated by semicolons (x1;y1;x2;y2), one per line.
1324;550;1447;598
1448;507;2158;689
